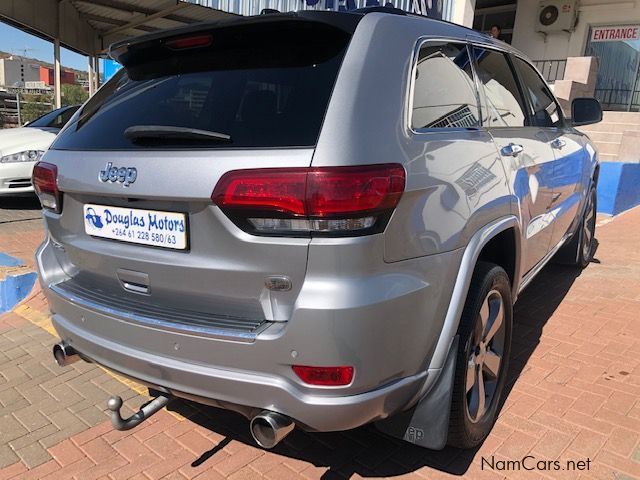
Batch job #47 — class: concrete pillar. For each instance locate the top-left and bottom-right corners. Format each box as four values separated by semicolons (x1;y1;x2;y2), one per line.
53;38;61;108
450;0;476;28
88;56;95;97
94;57;100;90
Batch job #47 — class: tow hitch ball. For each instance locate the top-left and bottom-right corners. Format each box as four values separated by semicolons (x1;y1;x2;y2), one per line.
107;394;173;431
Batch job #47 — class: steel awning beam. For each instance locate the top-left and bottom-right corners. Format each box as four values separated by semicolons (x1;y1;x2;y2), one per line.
103;3;189;37
80;12;159;32
74;0;194;24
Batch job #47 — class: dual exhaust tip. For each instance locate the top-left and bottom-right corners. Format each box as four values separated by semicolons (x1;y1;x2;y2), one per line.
53;342;295;448
53;342;80;367
250;411;295;449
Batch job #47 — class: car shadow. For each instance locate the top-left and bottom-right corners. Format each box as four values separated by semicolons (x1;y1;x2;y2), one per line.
166;242;599;478
0;194;41;211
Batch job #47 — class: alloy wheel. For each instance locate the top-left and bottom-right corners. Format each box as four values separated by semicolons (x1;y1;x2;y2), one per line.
465;289;506;423
582;191;596;260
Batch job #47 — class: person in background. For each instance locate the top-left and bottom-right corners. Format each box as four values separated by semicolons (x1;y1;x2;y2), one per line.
489;24;502;40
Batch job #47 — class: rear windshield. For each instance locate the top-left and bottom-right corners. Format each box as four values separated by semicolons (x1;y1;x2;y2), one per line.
52;21;351;151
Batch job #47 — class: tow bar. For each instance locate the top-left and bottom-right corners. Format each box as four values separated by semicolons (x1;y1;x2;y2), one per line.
107;394;173;431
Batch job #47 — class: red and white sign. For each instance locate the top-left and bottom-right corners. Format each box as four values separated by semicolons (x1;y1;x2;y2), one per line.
591;25;640;42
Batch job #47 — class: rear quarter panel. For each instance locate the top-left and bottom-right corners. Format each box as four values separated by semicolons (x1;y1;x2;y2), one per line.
312;14;513;261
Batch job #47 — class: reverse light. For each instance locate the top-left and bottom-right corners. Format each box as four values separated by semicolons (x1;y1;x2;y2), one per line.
32;162;61;213
211;164;405;236
292;365;354;386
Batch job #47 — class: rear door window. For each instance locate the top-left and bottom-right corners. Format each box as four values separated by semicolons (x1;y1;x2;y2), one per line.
471;47;528;127
52;21;351;150
411;42;480;130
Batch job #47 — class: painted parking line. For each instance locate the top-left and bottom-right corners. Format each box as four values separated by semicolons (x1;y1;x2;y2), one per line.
0;272;37;312
0;252;24;267
13;302;187;421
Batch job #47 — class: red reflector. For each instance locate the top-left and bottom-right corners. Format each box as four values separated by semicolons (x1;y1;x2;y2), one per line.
32;162;61;213
165;34;213;50
211;164;405;217
292;365;354;386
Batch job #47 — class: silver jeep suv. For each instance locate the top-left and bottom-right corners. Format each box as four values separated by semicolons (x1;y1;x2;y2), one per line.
34;8;601;450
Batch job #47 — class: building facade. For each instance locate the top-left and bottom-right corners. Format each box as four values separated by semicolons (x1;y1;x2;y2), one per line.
186;0;640;112
0;58;40;88
39;66;76;87
189;0;451;20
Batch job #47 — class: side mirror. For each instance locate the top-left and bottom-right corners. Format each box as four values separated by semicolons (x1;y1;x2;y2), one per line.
571;97;602;127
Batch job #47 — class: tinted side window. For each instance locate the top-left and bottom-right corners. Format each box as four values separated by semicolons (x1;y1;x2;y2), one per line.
512;56;563;128
472;47;527;127
28;106;78;129
411;42;480;129
50;107;79;129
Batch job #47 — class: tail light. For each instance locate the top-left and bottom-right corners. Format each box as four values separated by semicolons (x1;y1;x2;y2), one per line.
292;365;354;386
212;164;405;236
32;162;61;213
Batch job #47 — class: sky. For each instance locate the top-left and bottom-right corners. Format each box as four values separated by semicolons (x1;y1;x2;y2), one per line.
0;21;94;72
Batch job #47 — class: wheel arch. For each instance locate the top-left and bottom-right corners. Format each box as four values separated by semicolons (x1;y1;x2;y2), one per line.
424;216;521;376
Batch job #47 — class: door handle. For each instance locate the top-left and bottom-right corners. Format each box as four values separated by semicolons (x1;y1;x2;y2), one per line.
500;143;524;157
551;138;566;149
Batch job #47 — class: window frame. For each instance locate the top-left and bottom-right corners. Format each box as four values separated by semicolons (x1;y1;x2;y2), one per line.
467;43;532;130
406;37;563;135
406;37;484;135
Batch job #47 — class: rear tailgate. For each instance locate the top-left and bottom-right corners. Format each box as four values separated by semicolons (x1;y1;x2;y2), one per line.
44;148;311;324
39;16;353;328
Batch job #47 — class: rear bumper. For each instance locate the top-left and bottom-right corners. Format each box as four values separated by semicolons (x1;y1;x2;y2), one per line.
50;307;426;431
37;235;462;432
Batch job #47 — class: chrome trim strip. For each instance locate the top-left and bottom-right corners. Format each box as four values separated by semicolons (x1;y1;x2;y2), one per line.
49;283;268;343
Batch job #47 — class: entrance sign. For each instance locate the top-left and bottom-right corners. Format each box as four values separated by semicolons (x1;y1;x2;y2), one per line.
591;25;640;42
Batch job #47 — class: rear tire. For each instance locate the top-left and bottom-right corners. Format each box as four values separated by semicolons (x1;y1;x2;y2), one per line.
555;186;596;268
447;261;512;449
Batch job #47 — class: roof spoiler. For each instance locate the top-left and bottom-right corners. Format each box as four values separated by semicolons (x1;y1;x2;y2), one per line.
109;11;362;65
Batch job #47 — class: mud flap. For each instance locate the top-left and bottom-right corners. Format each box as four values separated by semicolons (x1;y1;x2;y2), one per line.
375;336;458;450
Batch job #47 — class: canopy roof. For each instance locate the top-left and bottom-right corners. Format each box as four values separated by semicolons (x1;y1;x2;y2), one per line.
0;0;236;56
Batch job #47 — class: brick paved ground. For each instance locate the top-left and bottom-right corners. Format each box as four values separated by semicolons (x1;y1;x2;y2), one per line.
0;202;638;479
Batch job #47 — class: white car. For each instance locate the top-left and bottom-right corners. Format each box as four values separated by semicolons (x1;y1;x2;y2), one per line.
0;105;79;195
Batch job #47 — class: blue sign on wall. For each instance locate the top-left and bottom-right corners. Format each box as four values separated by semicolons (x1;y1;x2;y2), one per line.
301;0;442;17
188;0;444;21
103;58;122;82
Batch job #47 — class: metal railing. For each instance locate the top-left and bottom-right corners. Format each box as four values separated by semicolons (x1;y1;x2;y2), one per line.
594;88;640;111
532;59;567;83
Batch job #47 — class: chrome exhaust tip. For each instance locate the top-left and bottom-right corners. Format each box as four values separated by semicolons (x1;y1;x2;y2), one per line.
53;342;79;367
250;411;295;449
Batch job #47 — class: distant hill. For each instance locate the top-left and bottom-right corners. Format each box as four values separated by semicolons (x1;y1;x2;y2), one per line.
0;50;88;79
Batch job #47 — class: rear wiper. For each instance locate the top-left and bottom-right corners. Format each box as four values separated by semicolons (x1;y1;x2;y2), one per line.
124;125;232;143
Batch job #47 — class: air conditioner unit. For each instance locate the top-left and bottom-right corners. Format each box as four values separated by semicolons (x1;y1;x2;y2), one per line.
537;0;578;33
